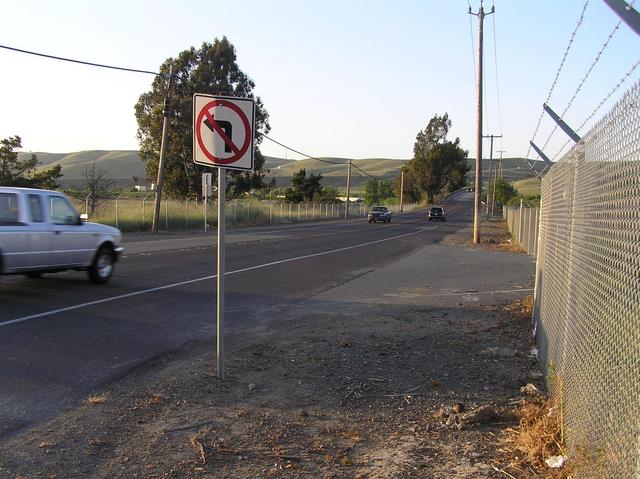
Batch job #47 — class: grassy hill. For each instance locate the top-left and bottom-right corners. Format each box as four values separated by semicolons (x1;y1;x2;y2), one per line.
264;156;408;191
17;150;546;192
513;177;542;197
20;150;145;188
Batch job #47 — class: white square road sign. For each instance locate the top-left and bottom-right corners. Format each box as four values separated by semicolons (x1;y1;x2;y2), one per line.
193;94;255;171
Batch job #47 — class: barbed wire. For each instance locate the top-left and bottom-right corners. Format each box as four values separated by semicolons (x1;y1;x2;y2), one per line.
552;58;640;161
526;0;590;160
540;18;622;152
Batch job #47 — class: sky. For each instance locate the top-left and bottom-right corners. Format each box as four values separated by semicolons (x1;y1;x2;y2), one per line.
1;0;638;163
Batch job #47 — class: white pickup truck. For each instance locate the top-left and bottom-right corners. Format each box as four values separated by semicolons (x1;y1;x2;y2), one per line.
0;187;124;283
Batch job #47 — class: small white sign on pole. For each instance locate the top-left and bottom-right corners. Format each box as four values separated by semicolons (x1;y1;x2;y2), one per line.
193;94;255;380
202;172;212;197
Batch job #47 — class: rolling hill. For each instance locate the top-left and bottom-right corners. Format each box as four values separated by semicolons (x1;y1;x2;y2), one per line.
17;150;546;192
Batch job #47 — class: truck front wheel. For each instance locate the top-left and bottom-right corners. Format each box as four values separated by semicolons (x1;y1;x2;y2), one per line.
88;247;114;284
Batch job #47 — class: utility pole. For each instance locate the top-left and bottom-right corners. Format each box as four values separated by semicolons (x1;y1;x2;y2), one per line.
469;2;494;243
493;150;506;215
482;134;501;219
344;159;352;220
152;65;176;234
399;170;405;213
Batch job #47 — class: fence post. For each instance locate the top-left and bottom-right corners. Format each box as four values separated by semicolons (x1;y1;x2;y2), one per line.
247;200;250;225
518;199;524;246
185;199;189;230
288;202;292;221
233;200;237;225
165;198;169;231
533;204;542;258
298;203;301;221
142;194;150;230
269;202;272;224
115;195;120;229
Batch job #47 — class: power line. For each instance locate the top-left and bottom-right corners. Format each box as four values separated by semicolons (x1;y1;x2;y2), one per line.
468;2;477;86
491;13;503;135
526;0;590;159
0;43;161;76
259;134;342;165
351;163;378;179
260;134;384;179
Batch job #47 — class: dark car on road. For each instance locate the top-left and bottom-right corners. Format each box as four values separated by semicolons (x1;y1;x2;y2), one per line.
427;207;446;221
368;206;391;223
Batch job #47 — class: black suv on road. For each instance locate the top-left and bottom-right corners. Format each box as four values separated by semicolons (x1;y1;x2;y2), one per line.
427;207;446;221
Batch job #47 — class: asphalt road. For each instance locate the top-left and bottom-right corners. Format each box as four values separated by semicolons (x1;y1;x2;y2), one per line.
0;191;529;440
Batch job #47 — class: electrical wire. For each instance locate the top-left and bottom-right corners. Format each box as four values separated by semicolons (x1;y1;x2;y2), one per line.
491;13;503;136
0;43;161;76
468;4;477;87
1;41;393;181
260;134;384;179
351;163;378;179
260;134;342;165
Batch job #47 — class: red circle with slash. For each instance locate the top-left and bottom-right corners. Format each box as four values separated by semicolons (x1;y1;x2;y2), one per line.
196;99;251;165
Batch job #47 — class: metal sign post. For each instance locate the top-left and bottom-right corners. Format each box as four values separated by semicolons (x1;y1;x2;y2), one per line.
202;172;212;232
217;169;226;379
193;94;255;380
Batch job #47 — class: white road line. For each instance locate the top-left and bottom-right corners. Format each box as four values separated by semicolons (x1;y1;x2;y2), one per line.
1;229;423;328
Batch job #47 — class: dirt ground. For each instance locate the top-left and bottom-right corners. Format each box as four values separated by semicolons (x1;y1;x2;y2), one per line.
0;218;545;479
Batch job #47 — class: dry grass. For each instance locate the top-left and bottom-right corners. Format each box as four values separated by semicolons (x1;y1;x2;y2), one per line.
504;294;534;322
498;395;573;478
190;436;206;465
86;393;108;404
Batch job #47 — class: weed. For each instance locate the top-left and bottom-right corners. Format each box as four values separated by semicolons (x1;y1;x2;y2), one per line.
86;393;108;404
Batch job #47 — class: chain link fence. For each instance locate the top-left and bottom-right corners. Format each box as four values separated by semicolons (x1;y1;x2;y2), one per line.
503;202;540;257
533;81;640;478
68;195;419;232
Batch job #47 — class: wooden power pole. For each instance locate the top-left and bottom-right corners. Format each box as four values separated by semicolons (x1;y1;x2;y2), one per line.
469;2;494;243
152;66;176;234
344;159;352;220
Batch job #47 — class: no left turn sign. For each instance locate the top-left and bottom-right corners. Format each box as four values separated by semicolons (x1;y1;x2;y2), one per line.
193;94;255;171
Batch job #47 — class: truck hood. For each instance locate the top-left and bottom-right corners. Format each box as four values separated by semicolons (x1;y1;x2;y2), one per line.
85;221;122;238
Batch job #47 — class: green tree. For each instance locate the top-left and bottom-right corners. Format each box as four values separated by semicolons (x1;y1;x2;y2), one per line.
364;178;395;204
405;114;469;203
286;168;323;202
316;185;340;202
135;37;270;199
395;166;421;203
364;178;379;204
0;135;62;188
491;178;519;205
